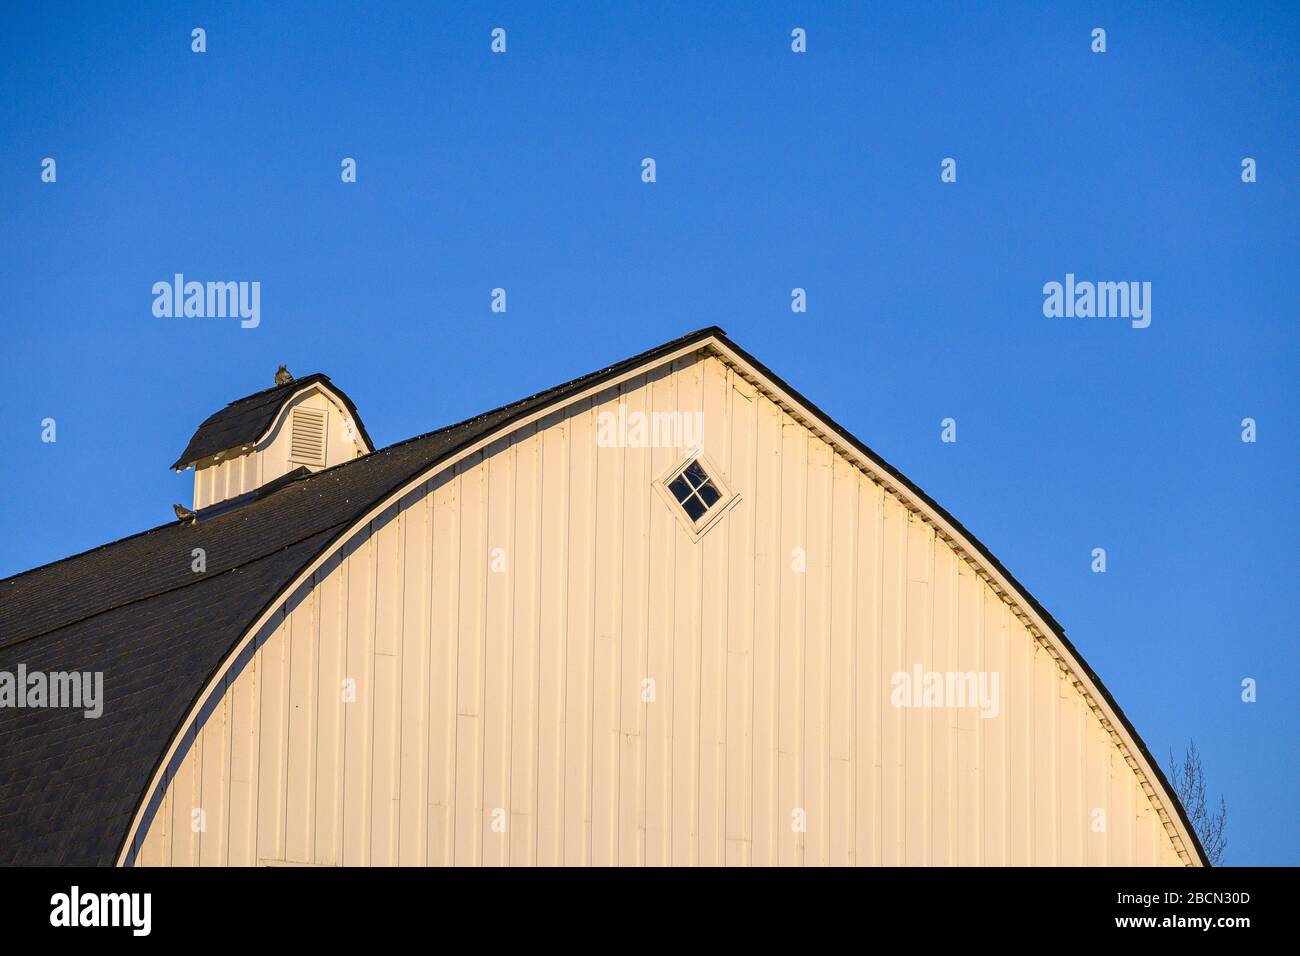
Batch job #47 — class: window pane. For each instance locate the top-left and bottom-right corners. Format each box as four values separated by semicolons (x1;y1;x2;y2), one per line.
682;494;707;522
668;476;692;503
697;481;721;507
683;460;709;488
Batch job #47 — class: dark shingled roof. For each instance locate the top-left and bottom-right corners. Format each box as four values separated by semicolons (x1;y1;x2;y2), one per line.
0;327;1207;867
170;372;375;470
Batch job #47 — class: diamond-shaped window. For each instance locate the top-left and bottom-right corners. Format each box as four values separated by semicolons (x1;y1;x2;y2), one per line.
657;453;738;539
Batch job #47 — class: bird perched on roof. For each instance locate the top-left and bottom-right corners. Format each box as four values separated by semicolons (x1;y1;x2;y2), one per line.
275;364;294;385
172;503;197;522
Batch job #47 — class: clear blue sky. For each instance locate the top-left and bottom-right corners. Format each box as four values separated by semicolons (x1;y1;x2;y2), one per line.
1;2;1295;865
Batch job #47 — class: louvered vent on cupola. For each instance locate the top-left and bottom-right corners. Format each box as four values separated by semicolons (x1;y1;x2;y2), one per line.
289;407;327;467
171;367;375;512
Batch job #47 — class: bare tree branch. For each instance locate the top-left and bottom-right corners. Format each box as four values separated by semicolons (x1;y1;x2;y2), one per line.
1168;739;1228;865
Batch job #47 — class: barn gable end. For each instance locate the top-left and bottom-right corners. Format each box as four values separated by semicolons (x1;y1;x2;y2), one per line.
127;343;1199;866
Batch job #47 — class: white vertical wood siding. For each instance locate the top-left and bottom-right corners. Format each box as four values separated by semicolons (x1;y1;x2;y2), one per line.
137;353;1186;866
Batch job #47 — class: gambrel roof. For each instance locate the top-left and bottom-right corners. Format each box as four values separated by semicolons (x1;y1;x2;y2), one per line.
0;328;1208;866
170;372;375;470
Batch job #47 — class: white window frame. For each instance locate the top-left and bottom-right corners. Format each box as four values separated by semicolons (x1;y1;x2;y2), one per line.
652;448;741;542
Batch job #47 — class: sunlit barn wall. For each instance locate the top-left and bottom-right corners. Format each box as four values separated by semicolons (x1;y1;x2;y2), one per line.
134;353;1185;866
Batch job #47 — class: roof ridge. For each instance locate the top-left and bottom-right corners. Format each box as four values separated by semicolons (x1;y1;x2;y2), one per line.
219;371;330;408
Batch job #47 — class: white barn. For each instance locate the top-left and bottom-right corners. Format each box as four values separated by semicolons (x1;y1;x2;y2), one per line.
0;329;1205;866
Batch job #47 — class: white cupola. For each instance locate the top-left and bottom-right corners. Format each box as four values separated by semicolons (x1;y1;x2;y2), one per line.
172;366;374;510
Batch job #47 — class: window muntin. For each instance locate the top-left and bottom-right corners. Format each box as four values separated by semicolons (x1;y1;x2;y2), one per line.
667;458;724;523
669;461;724;523
656;452;738;540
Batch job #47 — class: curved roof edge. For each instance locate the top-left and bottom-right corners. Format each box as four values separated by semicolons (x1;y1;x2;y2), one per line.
710;333;1208;867
171;373;375;470
119;326;1207;866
